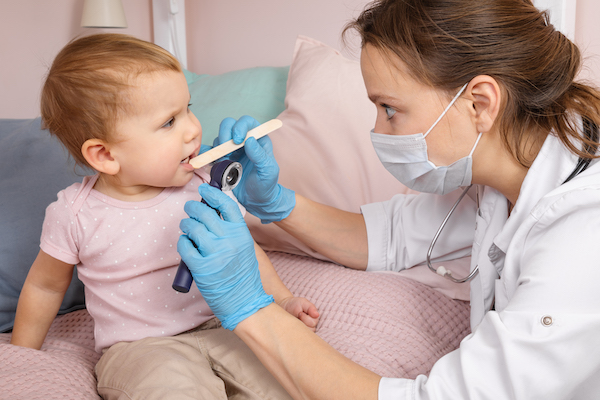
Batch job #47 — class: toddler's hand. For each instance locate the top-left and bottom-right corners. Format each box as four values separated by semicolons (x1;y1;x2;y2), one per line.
278;297;320;331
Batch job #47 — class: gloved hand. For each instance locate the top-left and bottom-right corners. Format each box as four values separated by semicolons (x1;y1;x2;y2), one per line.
216;116;296;224
177;184;274;330
199;144;213;154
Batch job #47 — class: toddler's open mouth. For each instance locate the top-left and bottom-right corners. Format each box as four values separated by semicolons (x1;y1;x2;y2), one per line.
181;146;200;165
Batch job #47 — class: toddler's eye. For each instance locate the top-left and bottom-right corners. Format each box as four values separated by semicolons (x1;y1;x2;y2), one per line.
162;117;175;128
384;105;396;120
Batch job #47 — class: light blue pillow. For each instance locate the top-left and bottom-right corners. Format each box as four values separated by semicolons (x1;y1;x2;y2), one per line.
184;66;289;146
0;118;88;332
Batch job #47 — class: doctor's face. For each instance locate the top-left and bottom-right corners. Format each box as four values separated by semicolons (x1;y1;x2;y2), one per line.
360;44;480;167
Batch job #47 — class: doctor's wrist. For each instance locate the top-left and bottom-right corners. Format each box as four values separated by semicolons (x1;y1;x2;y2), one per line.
254;185;296;224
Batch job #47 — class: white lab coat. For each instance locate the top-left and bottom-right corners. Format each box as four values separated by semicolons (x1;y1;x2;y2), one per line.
361;133;600;399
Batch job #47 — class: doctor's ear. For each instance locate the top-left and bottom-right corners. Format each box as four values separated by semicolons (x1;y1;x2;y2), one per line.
81;139;120;175
467;75;501;134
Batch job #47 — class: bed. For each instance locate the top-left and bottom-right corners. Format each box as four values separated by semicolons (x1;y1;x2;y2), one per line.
0;35;471;398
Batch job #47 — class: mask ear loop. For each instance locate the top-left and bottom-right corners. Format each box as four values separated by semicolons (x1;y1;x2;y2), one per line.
424;82;481;283
468;132;483;157
423;83;469;138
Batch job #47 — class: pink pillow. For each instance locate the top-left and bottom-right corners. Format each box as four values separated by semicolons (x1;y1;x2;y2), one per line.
246;35;410;258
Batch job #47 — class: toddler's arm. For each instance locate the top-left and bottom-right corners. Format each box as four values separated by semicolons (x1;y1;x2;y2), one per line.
255;243;320;330
10;250;74;349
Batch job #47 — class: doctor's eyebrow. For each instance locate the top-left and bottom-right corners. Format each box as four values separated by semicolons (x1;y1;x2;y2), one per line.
368;94;401;106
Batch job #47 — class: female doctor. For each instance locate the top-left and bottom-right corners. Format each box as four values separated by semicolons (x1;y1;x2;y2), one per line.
178;0;600;398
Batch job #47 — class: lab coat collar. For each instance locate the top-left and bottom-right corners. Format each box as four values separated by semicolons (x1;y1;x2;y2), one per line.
492;134;580;255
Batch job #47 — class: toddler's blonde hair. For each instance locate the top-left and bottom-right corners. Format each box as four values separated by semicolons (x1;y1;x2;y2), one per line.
41;34;181;168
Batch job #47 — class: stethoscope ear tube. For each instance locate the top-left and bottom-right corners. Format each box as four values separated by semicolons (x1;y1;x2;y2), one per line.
562;117;598;184
426;185;480;283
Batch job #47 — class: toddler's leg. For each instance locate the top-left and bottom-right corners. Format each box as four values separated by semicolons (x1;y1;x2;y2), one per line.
95;333;227;400
192;323;294;400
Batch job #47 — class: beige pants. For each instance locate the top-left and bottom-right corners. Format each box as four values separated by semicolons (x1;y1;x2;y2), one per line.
95;318;292;400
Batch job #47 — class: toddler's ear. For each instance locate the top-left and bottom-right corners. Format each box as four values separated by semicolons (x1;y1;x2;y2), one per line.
82;139;120;175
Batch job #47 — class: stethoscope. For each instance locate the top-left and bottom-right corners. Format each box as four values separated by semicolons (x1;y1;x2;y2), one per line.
427;117;599;283
426;184;479;283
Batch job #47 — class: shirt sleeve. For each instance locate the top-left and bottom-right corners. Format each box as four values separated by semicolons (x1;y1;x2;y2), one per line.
379;377;414;400
39;190;80;265
361;189;476;272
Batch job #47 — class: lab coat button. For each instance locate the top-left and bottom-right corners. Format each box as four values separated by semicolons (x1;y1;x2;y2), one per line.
541;316;553;326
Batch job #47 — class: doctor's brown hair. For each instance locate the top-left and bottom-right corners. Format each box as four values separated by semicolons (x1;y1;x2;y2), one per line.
345;0;600;167
41;34;181;169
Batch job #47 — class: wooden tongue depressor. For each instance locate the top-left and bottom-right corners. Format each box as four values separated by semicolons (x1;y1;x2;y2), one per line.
189;119;283;169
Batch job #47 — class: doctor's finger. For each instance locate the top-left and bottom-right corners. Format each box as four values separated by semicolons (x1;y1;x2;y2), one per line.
199;144;212;154
245;138;279;180
183;199;224;233
244;137;273;169
197;185;245;225
217;117;237;146
177;234;205;264
179;218;217;254
255;134;274;154
232;115;260;144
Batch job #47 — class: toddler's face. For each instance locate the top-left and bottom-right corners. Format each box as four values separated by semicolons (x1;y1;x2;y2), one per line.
110;70;202;189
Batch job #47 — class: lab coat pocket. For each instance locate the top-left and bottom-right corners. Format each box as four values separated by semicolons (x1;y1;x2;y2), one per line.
489;311;600;398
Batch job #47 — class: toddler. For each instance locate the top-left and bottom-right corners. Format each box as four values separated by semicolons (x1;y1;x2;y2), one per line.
10;34;319;400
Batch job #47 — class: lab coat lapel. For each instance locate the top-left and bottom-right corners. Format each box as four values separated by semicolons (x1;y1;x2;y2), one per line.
493;134;579;256
470;135;579;329
469;186;507;328
485;135;580;314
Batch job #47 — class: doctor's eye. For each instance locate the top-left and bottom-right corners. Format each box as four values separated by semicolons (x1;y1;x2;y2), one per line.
383;105;396;120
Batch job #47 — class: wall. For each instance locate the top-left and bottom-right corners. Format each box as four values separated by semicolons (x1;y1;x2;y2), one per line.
574;0;600;85
1;0;600;119
0;0;153;119
185;0;369;74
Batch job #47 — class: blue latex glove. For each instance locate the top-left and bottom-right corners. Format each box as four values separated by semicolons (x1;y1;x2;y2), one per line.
177;184;274;330
199;144;212;154
216;116;296;224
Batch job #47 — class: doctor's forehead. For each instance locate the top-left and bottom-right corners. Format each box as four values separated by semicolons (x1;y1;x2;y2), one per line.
361;45;429;105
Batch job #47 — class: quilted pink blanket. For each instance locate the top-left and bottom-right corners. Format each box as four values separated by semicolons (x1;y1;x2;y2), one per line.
0;251;470;399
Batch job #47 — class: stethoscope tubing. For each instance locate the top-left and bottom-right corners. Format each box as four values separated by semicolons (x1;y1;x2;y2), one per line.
426;118;598;284
426;185;479;283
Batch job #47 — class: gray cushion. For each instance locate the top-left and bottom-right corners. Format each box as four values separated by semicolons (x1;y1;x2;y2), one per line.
0;118;87;332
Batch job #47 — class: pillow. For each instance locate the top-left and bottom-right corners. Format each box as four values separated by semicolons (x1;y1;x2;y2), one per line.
245;36;470;301
0;118;87;332
184;66;289;146
245;36;410;257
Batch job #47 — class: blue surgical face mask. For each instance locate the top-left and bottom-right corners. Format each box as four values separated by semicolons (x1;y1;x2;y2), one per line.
370;83;482;195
